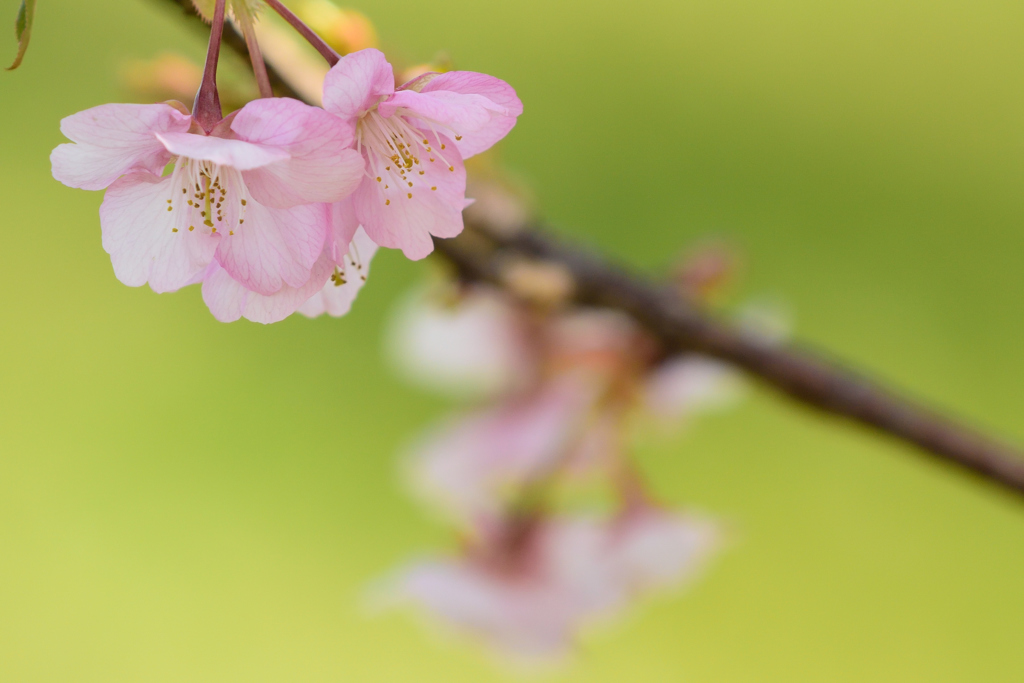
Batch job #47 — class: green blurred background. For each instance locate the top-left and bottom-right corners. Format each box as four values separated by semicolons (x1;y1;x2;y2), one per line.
2;0;1024;679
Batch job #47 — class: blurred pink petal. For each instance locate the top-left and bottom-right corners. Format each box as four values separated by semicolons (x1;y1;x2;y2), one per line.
387;287;533;399
388;511;715;659
390;517;622;658
607;507;718;593
547;308;645;367
408;376;603;518
643;355;744;422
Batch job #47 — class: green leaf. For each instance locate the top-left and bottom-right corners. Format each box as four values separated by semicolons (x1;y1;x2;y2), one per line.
6;0;36;71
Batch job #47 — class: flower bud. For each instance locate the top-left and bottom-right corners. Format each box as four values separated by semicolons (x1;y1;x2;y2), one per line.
499;258;575;310
672;241;740;305
464;169;535;238
119;54;202;104
119;53;257;112
294;0;377;54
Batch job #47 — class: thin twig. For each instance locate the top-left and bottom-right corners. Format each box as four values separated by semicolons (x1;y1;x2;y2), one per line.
238;13;274;99
157;0;1024;497
161;0;300;98
262;0;340;66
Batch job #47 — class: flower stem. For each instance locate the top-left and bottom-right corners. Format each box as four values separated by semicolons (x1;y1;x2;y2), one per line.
193;0;227;132
262;0;339;67
238;13;273;98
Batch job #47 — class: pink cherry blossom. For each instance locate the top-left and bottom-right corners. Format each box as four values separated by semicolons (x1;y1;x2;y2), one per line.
606;507;718;594
297;201;379;319
408;374;603;520
545;308;650;370
390;516;623;658
322;48;522;259
387;286;534;399
51;98;364;308
200;199;377;324
389;510;715;659
643;355;744;424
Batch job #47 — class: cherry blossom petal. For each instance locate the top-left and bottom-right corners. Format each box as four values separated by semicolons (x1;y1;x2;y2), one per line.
418;71;523;158
213;201;328;295
395;561;582;658
201;250;334;324
354;132;466;259
643;356;743;422
322;48;394;122
388;517;628;659
386;287;533;399
609;510;717;593
51;103;191;191
379;89;503;133
324;197;360;261
99;171;218;293
155;132;289;170
232;98;365;208
298;227;378;318
409;375;601;518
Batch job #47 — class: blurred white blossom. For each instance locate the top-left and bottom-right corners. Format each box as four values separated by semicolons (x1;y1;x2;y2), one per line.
387;286;534;400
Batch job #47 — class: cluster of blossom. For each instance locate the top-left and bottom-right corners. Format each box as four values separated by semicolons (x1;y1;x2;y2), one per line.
43;0;786;661
50;0;522;323
375;264;756;659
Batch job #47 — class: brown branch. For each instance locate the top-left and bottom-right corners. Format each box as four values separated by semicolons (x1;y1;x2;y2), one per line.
156;0;1024;497
435;228;1024;497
